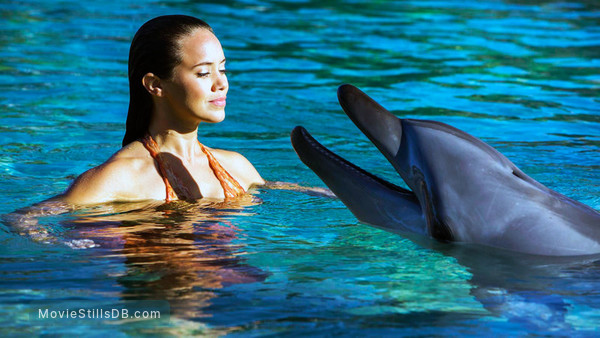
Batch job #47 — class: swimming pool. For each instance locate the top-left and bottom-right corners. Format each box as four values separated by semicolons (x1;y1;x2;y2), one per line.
1;0;599;335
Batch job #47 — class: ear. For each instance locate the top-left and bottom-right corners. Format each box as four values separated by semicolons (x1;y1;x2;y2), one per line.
142;73;164;97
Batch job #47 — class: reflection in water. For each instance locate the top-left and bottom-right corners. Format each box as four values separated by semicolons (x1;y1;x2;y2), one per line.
439;244;600;333
67;196;268;319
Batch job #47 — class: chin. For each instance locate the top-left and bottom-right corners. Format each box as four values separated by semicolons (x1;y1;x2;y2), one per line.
201;110;225;123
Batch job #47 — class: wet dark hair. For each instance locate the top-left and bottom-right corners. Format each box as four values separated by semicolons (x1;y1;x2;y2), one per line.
122;15;213;147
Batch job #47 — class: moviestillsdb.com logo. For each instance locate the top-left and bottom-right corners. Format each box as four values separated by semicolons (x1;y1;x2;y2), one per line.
38;307;160;320
30;301;170;323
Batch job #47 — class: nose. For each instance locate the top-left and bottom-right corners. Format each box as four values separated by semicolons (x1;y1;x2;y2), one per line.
212;71;228;92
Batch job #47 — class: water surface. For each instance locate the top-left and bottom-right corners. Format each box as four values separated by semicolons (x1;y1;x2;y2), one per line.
0;0;599;336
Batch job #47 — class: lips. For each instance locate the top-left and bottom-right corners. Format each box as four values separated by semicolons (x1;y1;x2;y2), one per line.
210;97;227;107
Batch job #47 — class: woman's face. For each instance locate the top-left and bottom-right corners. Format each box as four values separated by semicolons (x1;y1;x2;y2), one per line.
162;28;229;124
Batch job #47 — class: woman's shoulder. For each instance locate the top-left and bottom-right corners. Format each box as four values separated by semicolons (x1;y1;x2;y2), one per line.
110;140;151;161
209;147;265;188
208;147;249;165
98;141;153;175
61;141;158;204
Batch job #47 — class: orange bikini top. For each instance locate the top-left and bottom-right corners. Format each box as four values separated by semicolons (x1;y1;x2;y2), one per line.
141;134;245;202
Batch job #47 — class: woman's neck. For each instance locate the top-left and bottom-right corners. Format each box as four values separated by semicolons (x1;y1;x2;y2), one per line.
147;125;201;163
147;101;208;161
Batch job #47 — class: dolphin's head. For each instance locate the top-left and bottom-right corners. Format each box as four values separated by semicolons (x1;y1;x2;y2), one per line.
293;84;600;256
298;84;553;242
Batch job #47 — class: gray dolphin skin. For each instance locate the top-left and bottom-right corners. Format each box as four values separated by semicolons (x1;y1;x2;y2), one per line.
291;84;600;256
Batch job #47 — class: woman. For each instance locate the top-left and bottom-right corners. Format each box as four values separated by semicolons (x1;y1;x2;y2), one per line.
63;15;264;204
4;15;331;247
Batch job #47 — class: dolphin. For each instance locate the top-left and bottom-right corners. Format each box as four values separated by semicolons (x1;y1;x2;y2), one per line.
291;84;600;256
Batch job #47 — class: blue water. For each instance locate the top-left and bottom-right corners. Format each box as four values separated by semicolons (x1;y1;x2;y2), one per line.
1;0;599;336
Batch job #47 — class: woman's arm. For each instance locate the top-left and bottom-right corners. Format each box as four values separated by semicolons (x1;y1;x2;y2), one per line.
211;150;335;198
1;157;138;248
2;196;97;248
261;181;337;198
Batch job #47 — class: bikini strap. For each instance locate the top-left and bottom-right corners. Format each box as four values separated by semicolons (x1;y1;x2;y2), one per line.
198;141;246;200
141;134;178;202
141;134;245;201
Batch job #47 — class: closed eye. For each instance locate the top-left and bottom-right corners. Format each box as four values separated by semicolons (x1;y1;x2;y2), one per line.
197;70;227;77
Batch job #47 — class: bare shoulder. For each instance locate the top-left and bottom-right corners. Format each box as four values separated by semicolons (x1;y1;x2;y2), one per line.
209;148;265;188
61;141;156;204
110;140;150;160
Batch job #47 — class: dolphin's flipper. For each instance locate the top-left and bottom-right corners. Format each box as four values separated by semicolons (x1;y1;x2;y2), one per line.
291;126;427;235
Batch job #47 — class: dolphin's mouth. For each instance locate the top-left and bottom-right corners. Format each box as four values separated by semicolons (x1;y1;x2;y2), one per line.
290;84;438;240
291;124;427;236
291;126;410;195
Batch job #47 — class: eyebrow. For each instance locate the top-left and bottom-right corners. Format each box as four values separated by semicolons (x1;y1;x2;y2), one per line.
193;58;226;68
